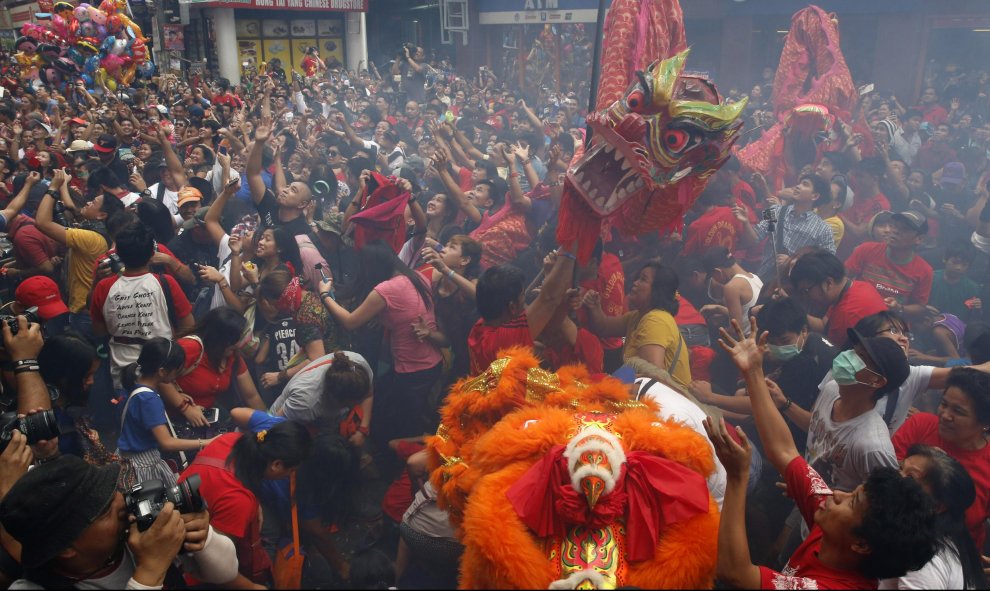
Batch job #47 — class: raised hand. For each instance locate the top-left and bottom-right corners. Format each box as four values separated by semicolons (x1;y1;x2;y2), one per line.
717;317;768;374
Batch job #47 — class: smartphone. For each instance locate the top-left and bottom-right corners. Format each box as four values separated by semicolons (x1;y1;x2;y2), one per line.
203;407;220;424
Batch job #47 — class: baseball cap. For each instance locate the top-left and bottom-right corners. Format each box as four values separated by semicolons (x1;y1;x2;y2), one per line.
68;117;88;126
941;161;966;186
177;186;203;208
181;206;210;232
891;210;929;235
0;456;121;568
92;134;118;154
847;329;910;397
66;139;93;153
14;276;69;321
315;210;343;237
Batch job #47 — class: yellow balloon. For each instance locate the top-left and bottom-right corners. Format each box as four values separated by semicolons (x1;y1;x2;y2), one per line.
120;63;136;85
119;15;143;39
106;77;117;91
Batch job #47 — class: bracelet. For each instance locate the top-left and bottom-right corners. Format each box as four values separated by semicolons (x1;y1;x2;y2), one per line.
356;425;370;436
178;399;192;411
198;438;204;451
509;171;521;179
522;158;533;165
320;291;332;300
35;452;61;465
557;251;576;260
447;269;457;279
781;398;794;412
219;281;230;290
13;359;38;367
13;365;40;374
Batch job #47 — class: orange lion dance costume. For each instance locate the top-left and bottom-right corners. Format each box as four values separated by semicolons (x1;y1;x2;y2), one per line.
428;348;720;589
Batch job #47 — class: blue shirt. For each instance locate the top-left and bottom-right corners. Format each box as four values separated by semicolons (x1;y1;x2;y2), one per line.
118;387;167;453
246;411;319;522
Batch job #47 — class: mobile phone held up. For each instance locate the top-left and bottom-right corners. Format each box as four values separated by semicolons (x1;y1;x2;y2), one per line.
202;407;220;424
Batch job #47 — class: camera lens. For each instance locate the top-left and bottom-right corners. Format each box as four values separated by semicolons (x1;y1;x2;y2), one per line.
19;410;60;445
168;473;205;513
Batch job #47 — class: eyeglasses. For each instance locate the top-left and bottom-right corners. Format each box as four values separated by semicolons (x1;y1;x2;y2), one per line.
328;150;340;157
874;326;911;339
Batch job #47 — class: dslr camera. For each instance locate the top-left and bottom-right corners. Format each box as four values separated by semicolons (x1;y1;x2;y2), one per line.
0;409;60;453
100;253;124;274
0;307;39;335
399;42;417;59
124;474;205;532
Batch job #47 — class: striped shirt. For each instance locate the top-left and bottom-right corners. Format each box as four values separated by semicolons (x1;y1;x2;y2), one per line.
755;204;836;281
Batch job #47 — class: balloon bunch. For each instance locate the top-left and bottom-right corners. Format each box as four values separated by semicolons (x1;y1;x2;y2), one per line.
16;0;151;91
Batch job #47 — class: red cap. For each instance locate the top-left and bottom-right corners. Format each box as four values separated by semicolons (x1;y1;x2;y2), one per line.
14;276;69;321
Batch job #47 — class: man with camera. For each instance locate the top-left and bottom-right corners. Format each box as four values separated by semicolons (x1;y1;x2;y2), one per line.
0;456;239;589
391;44;427;104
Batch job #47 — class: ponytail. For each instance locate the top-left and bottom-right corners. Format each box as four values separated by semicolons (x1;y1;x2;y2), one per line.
123;337;186;392
229;420;312;495
323;352;371;407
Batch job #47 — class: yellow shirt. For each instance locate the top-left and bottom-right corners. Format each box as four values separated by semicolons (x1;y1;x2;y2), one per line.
65;228;109;313
622;309;691;386
823;215;844;251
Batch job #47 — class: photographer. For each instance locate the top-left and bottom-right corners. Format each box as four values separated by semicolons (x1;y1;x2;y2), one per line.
0;456;239;589
391;44;427;104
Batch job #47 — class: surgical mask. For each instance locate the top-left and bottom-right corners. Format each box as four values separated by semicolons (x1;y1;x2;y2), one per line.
769;343;802;362
832;349;867;386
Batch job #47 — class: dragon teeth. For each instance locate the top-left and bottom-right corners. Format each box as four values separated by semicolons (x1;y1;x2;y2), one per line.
614;150;623;162
620;160;632;171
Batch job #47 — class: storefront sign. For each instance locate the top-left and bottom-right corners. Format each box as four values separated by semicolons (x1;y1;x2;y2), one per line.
183;0;365;11
478;0;611;25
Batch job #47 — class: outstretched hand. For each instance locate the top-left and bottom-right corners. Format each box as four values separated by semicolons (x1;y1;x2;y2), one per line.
703;416;752;482
717;317;768;374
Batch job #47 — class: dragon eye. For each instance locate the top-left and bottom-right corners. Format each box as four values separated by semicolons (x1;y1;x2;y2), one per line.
664;129;690;152
627;90;647;113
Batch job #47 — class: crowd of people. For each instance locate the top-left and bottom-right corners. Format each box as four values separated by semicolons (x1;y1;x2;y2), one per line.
0;18;985;590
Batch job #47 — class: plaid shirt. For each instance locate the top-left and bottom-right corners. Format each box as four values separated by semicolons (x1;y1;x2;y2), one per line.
755;204;836;280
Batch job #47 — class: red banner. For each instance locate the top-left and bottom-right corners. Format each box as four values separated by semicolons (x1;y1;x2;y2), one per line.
190;0;366;11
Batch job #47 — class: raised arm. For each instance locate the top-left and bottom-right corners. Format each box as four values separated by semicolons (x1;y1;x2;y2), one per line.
526;249;577;341
205;176;239;246
0;171;39;224
434;148;481;224
156;127;188;188
503;146;532;213
718;318;800;474
247;116;273;206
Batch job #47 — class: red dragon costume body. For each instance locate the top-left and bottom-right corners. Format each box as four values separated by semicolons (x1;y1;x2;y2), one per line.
736;6;859;191
555;0;745;263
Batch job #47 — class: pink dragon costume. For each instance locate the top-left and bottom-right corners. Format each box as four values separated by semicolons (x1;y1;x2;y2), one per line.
556;0;746;262
736;5;858;191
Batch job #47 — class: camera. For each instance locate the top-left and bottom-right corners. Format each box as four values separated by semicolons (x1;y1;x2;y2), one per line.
1;307;40;335
0;409;60;453
52;200;69;227
761;207;777;223
124;474;205;532
101;253;124;274
399;42;417;58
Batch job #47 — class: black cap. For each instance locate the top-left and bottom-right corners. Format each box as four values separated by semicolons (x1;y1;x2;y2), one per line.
847;329;910;397
891;210;929;235
0;456;121;568
92;134;118;154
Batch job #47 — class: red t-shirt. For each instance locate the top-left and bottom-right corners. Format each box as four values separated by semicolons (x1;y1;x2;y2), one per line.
837;192;891;259
577;252;625;350
675;294;706;326
541;328;605;373
8;215;60;268
845;242;933;306
467;313;532;374
824;280;888;347
179;433;270;581
457;166;474;192
892;413;990;548
759;456;877;590
90;272;192;335
175;336;248;408
682;206;744;256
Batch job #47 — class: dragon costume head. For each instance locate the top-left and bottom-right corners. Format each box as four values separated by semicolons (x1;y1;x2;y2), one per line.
558;50;745;262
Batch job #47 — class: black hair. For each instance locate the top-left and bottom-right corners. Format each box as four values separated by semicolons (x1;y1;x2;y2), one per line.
853;311;909;341
554;132;575;155
356;240;432;310
476;265;525;321
855;467;938;579
191;144;216;167
799;173;831;207
38;332;97;406
361;105;382;125
701;246;735;271
106;210;139;239
228;420;312;497
447;235;484;279
121;337;186;391
188;306;247;369
905;444;988;589
820;151;851;174
98;191;125;220
756;297;808;336
135;199;176;245
944;242;975;264
87;166;124;191
476;160;499;181
347;156;374;181
854;156;886;180
114;222;155;269
638;259;680;316
297;429;359;525
946;368;990;426
254;226;303;275
788;249;846;288
322;352;371;408
349;548;396;590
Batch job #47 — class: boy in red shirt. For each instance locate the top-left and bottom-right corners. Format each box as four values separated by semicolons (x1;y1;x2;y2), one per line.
845;211;933;318
707;319;938;589
838;157;891;259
